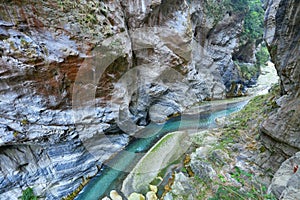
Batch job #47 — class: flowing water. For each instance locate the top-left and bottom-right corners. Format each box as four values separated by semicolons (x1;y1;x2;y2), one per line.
76;100;248;200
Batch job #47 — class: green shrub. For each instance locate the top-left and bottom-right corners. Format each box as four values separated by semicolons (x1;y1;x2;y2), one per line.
203;0;264;45
235;61;259;80
256;43;270;67
21;187;37;200
241;0;265;43
208;184;276;200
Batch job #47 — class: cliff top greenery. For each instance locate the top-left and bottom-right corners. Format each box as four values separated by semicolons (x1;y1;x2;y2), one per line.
204;0;264;43
241;0;265;43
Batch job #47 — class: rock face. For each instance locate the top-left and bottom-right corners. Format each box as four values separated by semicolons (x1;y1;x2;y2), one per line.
268;152;300;199
189;1;244;99
261;0;300;156
0;0;262;199
0;1;131;199
262;0;300;198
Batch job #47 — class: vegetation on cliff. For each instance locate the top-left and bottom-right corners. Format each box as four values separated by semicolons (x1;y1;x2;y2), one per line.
241;0;265;43
20;187;38;200
204;0;268;88
204;0;264;41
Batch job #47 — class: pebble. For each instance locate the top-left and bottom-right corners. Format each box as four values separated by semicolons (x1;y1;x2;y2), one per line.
110;190;122;200
149;185;158;193
128;192;145;200
146;191;158;200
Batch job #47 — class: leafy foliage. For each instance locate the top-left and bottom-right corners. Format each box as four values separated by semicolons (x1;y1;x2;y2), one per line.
232;84;280;128
208;167;276;200
256;43;270;67
208;184;276;200
241;0;265;42
235;61;259;80
21;187;37;200
204;0;265;43
230;0;249;13
203;0;231;22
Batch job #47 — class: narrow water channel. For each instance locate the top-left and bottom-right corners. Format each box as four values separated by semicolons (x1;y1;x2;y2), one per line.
76;100;248;200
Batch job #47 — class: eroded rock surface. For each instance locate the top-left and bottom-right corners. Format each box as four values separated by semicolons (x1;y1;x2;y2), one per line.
262;0;300;156
0;0;265;199
268;152;300;199
0;1;131;198
262;1;300;199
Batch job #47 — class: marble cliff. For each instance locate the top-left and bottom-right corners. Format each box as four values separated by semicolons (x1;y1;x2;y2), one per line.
0;0;296;199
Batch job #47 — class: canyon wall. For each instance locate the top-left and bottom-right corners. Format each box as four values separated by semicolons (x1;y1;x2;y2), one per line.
262;0;300;159
0;0;261;199
262;0;300;198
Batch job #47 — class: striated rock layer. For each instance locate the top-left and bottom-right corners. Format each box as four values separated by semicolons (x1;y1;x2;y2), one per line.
0;0;262;199
263;0;300;199
262;0;300;157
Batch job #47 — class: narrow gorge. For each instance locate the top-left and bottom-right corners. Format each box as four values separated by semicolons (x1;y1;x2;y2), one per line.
0;0;299;200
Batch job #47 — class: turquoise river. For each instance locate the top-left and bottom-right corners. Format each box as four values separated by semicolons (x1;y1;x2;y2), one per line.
76;100;248;200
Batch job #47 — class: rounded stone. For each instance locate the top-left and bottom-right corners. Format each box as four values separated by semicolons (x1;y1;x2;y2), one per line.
146;191;158;200
128;192;145;200
149;185;158;193
110;190;122;200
